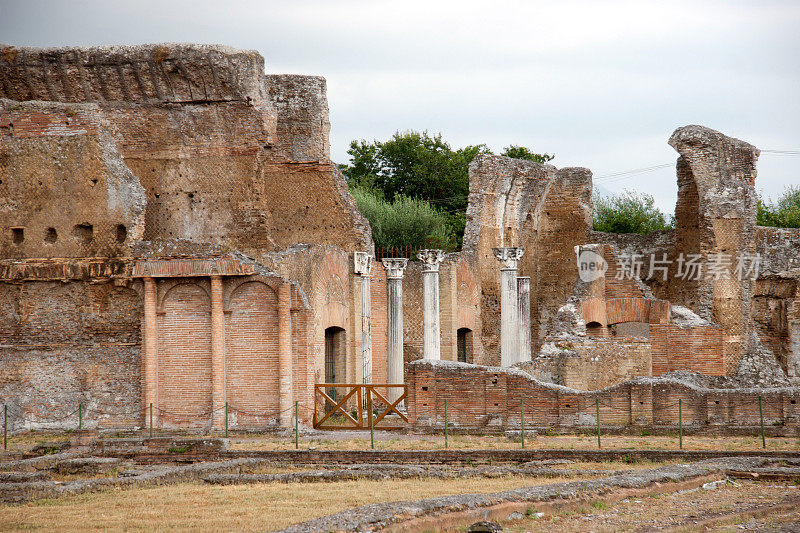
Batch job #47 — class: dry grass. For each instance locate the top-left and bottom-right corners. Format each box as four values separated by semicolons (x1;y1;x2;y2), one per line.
0;475;582;532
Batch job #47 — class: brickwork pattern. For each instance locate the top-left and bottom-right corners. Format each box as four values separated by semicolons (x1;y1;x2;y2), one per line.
407;360;800;429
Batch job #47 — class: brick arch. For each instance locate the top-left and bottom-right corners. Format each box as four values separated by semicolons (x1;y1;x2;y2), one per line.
605;297;651;326
226;280;280;426
158;282;212;428
223;274;283;312
157;278;211;312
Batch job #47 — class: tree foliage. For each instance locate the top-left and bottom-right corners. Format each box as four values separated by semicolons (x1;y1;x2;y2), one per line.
500;145;554;163
758;186;800;228
350;186;456;249
593;191;674;235
341;130;552;248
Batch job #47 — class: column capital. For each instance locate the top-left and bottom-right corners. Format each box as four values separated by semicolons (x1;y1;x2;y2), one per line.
493;247;524;269
381;258;408;279
417;249;446;271
353;251;372;276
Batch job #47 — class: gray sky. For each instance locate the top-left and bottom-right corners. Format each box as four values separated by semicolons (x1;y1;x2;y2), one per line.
2;0;798;213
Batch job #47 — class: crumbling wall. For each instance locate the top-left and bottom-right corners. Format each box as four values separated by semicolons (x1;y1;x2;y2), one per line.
406;359;800;430
0;100;146;259
463;156;592;363
0;44;372;255
667;125;760;373
0;280;143;430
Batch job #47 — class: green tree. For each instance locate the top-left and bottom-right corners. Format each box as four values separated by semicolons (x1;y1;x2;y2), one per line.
758;186;800;228
341;131;552;247
593;191;674;235
350;186;456;249
501;145;555;163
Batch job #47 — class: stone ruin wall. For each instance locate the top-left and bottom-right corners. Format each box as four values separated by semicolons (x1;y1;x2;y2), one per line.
406;359;800;431
462;155;593;365
0;43;799;432
0;44;371;430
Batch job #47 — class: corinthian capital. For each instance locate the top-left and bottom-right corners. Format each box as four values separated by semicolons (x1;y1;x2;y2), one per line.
353;251;372;276
417;249;446;271
381;258;408;279
493;247;524;269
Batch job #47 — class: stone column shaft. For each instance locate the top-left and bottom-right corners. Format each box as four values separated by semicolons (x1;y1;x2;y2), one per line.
494;247;524;368
143;277;158;427
382;258;408;403
517;276;531;363
418;249;446;361
354;252;372;384
500;267;519;367
277;282;293;427
210;276;225;429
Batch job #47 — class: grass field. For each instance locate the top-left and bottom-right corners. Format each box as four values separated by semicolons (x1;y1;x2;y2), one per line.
0;474;582;532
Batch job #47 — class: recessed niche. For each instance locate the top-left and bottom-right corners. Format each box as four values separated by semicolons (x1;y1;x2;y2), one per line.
44;227;58;243
115;224;127;243
72;224;94;244
11;227;24;244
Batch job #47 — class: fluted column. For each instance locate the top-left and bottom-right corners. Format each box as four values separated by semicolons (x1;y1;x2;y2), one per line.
354;252;373;384
210;275;226;429
278;282;293;427
493;247;524;367
517;276;531;363
143;277;158;427
382;258;408;403
418;249;445;360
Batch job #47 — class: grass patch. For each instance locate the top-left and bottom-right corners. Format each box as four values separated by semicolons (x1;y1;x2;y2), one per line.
0;475;583;531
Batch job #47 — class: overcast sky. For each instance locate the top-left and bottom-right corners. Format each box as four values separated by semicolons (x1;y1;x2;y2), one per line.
2;0;798;213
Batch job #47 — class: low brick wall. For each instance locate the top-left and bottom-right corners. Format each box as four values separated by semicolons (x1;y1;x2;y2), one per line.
406;360;800;429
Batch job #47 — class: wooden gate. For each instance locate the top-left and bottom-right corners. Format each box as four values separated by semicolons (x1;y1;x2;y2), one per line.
313;384;408;430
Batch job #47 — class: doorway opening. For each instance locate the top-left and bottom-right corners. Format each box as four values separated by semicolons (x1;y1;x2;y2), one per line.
457;328;473;363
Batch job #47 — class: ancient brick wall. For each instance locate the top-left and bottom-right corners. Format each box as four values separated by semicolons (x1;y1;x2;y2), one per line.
0;101;146;259
0;44;372;256
667;126;760;373
406;360;800;429
463;156;592;363
0;279;142;431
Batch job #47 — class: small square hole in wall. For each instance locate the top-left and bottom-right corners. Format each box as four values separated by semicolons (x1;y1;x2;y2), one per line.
72;224;93;244
44;227;58;243
421;386;428;392
715;400;720;405
792;400;796;405
11;227;24;244
115;224;127;243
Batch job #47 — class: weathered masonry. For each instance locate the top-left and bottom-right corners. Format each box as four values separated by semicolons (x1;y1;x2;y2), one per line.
0;43;799;432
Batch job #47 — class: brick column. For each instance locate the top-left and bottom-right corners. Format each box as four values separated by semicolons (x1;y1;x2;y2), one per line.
278;282;293;427
493;247;524;367
142;277;158;426
418;249;445;360
210;276;226;429
517;276;531;363
382;258;408;403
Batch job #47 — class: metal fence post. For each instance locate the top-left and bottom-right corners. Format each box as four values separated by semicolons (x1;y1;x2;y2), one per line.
444;399;448;449
225;402;229;438
149;403;153;438
520;398;525;449
3;405;6;451
78;403;82;431
679;398;683;449
369;396;374;450
596;397;601;449
295;401;299;450
759;395;765;449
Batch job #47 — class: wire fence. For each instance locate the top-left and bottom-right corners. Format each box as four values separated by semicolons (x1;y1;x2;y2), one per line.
0;394;786;452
